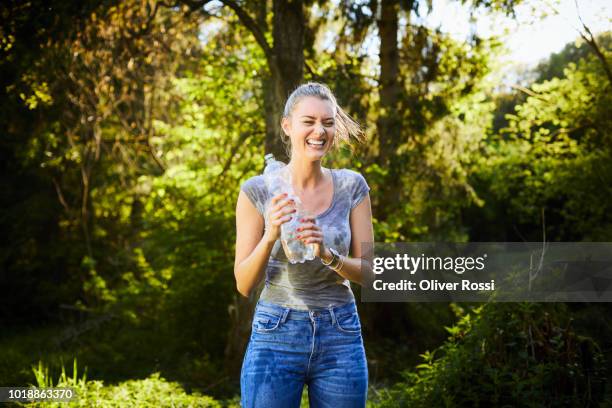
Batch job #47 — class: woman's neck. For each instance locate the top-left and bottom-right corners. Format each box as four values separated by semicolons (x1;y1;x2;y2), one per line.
287;159;325;190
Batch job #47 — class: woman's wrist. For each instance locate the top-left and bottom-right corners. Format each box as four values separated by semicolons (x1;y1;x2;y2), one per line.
330;249;344;272
320;248;333;264
262;229;279;245
321;247;345;271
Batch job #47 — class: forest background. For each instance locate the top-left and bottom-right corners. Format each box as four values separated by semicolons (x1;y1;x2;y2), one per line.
1;0;611;406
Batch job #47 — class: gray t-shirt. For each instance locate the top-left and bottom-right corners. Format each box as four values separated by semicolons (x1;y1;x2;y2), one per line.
241;168;370;310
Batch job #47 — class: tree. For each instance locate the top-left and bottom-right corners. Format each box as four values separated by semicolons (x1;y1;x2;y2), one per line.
469;49;612;241
183;0;309;161
535;32;612;82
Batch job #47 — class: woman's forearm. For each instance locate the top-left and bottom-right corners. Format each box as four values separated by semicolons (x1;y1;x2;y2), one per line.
335;257;372;286
321;249;372;287
234;231;276;297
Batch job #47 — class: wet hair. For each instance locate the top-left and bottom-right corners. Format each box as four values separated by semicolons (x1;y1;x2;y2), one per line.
281;82;365;153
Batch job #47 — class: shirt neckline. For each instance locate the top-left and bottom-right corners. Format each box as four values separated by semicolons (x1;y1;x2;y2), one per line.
314;168;337;219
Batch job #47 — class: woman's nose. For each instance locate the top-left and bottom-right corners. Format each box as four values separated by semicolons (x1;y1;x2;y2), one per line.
316;125;325;135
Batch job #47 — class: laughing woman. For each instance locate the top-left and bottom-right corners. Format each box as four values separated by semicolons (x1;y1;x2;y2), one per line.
235;82;373;408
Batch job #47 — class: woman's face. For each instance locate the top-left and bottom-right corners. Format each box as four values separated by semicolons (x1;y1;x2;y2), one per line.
282;96;336;162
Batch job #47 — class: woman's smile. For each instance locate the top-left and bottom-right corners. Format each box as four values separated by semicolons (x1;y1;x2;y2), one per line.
305;137;326;149
282;96;336;160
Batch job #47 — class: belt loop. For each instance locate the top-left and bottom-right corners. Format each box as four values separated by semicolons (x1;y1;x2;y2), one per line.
329;306;337;326
281;308;290;324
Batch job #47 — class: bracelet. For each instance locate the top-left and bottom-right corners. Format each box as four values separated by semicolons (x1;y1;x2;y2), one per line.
325;248;344;271
332;254;345;272
321;248;337;266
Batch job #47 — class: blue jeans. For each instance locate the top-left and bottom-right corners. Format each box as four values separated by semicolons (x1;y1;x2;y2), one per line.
240;300;368;408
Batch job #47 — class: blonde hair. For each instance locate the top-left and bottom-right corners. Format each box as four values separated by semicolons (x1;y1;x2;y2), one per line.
281;82;365;153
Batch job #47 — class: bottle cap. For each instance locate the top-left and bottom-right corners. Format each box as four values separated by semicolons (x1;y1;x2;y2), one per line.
264;153;274;162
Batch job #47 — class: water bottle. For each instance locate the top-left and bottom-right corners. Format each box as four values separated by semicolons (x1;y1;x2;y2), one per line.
263;154;288;195
263;154;315;264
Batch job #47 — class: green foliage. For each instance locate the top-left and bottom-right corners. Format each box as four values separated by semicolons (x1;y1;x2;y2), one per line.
25;360;221;407
0;328;62;388
472;53;612;240
535;33;612;82
2;1;261;393
2;0;612;403
372;30;501;242
376;303;606;407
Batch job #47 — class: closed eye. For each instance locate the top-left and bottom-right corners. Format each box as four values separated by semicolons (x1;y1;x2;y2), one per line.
302;121;334;126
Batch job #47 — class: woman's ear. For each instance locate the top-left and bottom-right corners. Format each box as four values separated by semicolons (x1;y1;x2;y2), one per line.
281;117;290;136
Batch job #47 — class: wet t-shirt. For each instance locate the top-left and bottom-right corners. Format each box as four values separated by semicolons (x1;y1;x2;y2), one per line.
240;168;370;310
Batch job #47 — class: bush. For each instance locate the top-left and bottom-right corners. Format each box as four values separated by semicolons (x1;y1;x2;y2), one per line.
23;360;221;407
376;303;607;407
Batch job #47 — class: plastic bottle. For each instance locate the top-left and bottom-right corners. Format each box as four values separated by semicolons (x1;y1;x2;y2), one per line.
263;154;315;263
263;154;288;195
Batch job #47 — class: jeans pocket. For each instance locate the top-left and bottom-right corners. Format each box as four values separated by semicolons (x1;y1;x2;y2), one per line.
335;311;361;334
252;310;283;333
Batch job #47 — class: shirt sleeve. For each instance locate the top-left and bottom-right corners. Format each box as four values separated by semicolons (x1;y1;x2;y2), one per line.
350;171;370;209
240;176;268;215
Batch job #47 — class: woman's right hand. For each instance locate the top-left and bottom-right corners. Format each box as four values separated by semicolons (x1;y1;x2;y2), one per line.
263;193;296;243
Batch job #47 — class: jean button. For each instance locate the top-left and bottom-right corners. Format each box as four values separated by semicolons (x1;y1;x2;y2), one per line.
312;311;319;317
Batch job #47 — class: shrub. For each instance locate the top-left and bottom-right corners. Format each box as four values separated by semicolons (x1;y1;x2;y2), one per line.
376;303;606;407
24;360;221;407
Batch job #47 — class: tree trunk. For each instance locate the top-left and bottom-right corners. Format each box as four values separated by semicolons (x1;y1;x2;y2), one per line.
221;0;306;378
266;0;305;162
375;0;403;219
263;74;286;161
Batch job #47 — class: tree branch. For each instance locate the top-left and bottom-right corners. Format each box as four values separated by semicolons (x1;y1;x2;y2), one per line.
219;0;275;69
181;0;276;72
510;84;547;102
304;60;322;80
211;130;261;192
574;0;612;87
52;177;71;212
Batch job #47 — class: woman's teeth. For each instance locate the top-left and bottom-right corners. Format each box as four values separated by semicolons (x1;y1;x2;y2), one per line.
306;139;325;146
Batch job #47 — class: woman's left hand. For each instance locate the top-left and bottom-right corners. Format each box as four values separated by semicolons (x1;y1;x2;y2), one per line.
296;217;327;259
